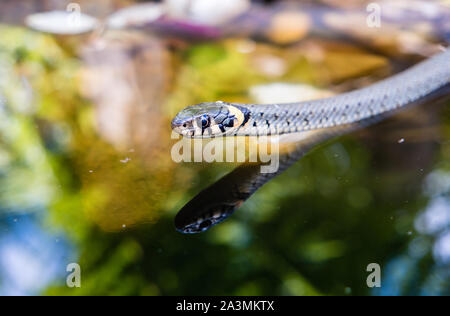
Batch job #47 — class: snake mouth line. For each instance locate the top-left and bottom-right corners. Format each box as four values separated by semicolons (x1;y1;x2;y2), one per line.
171;122;229;138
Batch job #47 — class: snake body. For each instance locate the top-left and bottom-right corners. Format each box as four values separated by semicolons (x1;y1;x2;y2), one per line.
172;49;450;138
174;125;352;233
174;87;450;234
173;49;450;233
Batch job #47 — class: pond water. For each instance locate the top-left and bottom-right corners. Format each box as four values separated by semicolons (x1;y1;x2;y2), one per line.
0;22;449;296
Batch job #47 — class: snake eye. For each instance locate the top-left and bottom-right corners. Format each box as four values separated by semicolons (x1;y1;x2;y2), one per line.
200;115;210;128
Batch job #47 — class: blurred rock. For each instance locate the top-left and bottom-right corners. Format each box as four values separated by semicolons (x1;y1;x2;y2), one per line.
322;8;447;56
265;11;311;45
80;30;172;154
25;10;99;35
164;0;250;26
249;82;333;104
107;2;165;29
0;0;125;25
78;30;176;231
319;0;372;9
251;54;287;77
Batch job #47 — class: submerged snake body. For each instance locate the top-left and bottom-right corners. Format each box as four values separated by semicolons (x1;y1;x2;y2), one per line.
175;90;450;233
172;49;450;138
174;127;348;233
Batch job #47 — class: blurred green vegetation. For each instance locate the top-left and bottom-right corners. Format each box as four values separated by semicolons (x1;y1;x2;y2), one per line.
0;24;448;296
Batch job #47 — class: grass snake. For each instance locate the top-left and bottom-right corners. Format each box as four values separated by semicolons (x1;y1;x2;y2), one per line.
172;49;450;233
172;49;450;139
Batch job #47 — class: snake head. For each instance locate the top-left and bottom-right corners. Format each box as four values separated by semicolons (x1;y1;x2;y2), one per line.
171;101;249;138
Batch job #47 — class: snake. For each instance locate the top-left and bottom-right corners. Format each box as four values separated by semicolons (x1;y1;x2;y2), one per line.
172;49;450;139
174;90;450;234
173;49;450;233
172;49;450;233
173;124;353;233
170;2;450;233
